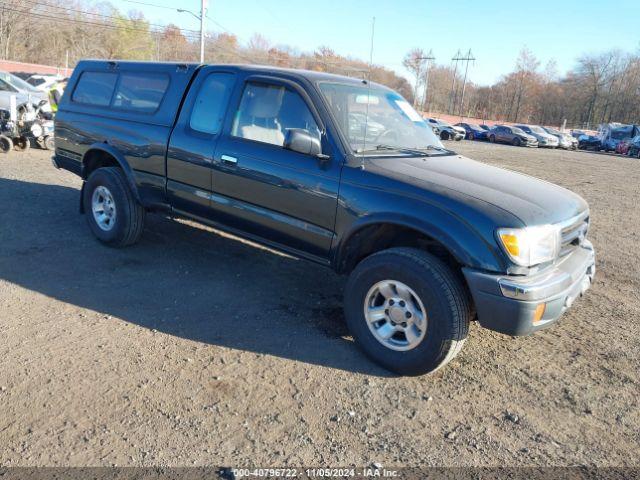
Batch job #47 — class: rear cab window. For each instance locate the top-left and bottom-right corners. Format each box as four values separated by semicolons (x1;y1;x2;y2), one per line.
71;70;169;113
71;71;117;106
113;73;169;113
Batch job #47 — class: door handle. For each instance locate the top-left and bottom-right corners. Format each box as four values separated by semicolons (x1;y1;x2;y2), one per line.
221;154;237;165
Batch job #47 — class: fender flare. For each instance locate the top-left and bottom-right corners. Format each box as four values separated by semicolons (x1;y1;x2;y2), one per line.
81;143;142;204
332;212;505;273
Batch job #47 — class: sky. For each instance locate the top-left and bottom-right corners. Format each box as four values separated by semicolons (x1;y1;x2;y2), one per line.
110;0;640;86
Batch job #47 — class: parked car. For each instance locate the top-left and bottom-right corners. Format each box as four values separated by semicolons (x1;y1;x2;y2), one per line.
426;118;465;141
626;135;640;158
347;112;386;145
577;134;602;151
455;122;488;140
26;74;63;92
514;124;560;148
543;126;578;150
488;125;538;147
600;124;639;152
615;139;631;155
0;70;51;114
53;60;595;376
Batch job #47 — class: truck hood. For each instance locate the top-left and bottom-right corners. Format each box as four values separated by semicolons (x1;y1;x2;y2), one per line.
369;153;588;226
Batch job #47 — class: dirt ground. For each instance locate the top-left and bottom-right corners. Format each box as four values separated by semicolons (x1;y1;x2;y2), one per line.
0;142;638;468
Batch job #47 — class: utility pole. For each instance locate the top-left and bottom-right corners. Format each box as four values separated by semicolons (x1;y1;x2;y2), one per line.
457;48;475;118
419;50;435;113
199;0;206;63
448;49;461;114
178;0;207;63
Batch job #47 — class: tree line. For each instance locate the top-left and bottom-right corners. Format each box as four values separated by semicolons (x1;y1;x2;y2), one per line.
406;46;640;129
0;0;413;99
1;0;638;129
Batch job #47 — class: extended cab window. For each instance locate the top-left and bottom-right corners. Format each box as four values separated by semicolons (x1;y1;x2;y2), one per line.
190;73;235;135
231;82;320;147
72;71;117;106
112;72;169;113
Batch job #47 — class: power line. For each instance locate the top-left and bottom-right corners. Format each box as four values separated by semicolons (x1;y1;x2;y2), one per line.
122;0;234;36
16;0;202;35
0;4;203;39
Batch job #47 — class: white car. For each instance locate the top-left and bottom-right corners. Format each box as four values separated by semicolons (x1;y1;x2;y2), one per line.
514;124;560;148
543;126;578;150
427;118;466;141
0;70;51;114
26;74;62;92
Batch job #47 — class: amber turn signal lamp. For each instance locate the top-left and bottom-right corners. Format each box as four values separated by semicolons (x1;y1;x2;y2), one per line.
532;303;546;325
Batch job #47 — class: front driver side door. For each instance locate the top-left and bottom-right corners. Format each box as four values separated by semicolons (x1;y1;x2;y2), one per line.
210;76;342;261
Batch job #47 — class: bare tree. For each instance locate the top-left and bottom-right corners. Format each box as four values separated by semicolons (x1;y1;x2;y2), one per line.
403;48;427;107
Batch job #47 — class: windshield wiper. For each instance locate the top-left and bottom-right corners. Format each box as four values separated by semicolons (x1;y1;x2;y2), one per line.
357;144;454;156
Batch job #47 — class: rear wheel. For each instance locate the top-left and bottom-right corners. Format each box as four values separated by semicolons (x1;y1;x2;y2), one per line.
468;132;475;141
344;247;471;376
512;137;521;147
440;131;450;141
0;135;12;154
489;134;496;143
13;136;30;151
43;135;55;151
83;167;145;247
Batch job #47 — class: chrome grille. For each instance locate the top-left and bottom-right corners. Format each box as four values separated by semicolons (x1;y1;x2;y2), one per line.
558;211;589;256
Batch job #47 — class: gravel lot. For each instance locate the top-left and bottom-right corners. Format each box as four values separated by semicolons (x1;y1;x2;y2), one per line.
0;142;638;468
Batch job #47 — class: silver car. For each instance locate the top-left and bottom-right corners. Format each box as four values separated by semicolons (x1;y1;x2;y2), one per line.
0;70;50;115
515;124;560;148
543;126;578;150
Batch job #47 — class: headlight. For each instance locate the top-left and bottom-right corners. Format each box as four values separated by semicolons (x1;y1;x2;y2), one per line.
497;225;561;266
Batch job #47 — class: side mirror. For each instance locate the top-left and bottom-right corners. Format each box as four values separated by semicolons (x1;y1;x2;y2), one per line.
284;129;322;157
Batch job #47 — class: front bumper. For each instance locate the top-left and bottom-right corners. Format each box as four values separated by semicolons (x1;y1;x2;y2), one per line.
463;241;595;335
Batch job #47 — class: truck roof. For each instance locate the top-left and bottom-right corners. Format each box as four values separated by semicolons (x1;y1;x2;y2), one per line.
75;59;383;88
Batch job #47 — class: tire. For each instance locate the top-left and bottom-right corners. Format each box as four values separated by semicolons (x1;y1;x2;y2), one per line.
489;134;495;143
440;131;450;141
0;135;12;153
344;247;471;376
512;137;521;147
83;167;145;247
13;136;30;152
468;132;475;141
43;135;55;151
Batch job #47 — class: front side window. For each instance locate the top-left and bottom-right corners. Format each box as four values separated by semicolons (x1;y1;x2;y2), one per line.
231;82;320;147
319;82;441;153
72;71;117;106
0;79;16;92
190;72;235;135
112;72;169;113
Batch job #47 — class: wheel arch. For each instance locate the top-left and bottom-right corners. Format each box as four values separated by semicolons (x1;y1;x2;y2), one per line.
332;213;500;275
81;144;141;205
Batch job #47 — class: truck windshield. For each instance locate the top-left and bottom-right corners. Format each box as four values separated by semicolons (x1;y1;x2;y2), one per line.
319;82;443;154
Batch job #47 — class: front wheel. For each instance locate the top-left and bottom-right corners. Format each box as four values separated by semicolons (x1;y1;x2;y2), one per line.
468;132;475;141
0;135;12;153
489;134;496;143
83;167;146;247
512;137;521;147
344;248;471;376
